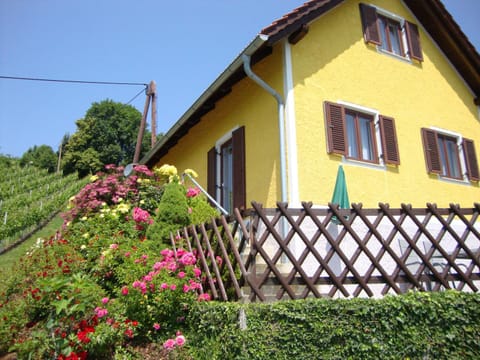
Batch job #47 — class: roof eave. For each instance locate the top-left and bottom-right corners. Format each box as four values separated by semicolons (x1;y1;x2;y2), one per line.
141;34;269;167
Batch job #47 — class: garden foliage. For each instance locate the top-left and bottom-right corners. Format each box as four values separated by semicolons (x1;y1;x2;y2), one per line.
187;291;480;359
0;163;218;359
1;162;479;359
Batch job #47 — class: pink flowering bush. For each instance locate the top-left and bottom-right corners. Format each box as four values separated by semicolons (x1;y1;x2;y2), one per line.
0;164;220;359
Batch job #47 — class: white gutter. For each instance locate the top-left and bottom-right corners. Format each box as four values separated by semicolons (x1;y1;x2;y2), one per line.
241;53;288;204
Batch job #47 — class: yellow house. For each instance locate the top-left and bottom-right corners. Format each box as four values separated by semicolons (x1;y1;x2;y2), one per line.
142;0;480;212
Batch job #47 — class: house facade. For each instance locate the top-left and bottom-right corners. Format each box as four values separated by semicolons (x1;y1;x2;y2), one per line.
142;0;480;212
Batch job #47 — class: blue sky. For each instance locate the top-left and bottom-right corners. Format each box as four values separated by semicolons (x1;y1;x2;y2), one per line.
1;0;479;158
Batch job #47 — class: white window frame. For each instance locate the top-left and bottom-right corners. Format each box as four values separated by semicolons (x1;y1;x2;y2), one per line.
337;101;386;170
370;5;412;63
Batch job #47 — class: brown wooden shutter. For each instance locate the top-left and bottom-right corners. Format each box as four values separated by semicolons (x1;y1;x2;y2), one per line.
463;138;480;181
405;21;423;62
359;3;381;45
232;126;246;210
207;146;217;199
379;115;400;165
421;128;442;174
324;102;347;155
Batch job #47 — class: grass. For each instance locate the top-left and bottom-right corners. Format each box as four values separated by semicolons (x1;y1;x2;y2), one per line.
0;213;64;292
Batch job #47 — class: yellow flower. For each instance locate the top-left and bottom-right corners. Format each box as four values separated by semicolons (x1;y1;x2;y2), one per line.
117;203;130;214
90;174;99;182
81;216;88;221
184;168;198;178
155;164;178;181
82;233;89;239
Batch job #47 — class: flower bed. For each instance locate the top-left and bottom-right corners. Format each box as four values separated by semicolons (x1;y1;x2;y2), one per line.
0;164;218;359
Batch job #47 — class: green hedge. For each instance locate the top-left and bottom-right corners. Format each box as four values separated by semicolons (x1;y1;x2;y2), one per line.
186;291;480;359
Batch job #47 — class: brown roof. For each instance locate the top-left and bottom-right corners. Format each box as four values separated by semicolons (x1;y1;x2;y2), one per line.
142;0;480;167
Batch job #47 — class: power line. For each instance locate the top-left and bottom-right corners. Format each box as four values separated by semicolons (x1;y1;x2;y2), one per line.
126;87;147;105
0;75;148;87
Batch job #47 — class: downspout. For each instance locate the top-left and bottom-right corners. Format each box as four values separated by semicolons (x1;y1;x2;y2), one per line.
241;54;288;204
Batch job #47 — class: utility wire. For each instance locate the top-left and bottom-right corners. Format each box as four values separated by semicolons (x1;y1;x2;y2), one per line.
126;87;147;105
0;75;148;87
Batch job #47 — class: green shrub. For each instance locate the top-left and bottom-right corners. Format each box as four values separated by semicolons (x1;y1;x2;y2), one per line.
185;291;480;359
146;181;191;246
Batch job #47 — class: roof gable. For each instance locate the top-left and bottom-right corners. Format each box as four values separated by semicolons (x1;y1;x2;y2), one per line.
142;0;480;166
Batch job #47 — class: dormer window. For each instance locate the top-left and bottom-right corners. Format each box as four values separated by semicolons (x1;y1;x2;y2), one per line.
360;3;423;62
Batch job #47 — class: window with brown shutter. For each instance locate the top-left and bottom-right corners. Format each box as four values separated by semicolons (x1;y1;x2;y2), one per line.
232;126;246;209
207;146;217;199
421;128;442;174
405;21;423;61
463;138;480;181
421;128;477;182
360;3;381;45
359;3;423;62
208;126;246;213
379;115;400;165
324;101;400;166
324;102;347;155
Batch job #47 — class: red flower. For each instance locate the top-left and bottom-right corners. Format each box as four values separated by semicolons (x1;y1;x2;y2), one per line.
124;328;134;338
77;326;94;344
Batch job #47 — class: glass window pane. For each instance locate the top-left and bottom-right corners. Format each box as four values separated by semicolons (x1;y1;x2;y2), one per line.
438;137;447;176
221;143;233;212
388;24;402;55
445;138;461;178
379;18;388;51
346;113;358;159
359;116;375;161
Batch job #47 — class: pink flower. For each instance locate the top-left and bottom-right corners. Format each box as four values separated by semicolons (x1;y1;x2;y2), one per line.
94;307;108;318
121;286;129;296
170;284;177;291
179;252;196;266
167;262;177;272
153;262;163;271
193;267;201;277
186;187;201;198
177;271;186;279
161;282;169;290
124;251;131;257
183;284;191;293
153;323;161;330
132;207;153;224
198;293;211;302
163;338;176;350
216;256;223;266
109;243;118;250
101;297;109;304
175;335;186;346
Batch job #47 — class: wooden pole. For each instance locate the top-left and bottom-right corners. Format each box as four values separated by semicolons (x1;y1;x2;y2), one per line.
133;84;151;163
150;80;157;148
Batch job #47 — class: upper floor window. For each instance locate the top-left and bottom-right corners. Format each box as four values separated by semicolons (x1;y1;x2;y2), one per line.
421;128;479;182
378;15;404;56
324;101;400;166
360;3;423;62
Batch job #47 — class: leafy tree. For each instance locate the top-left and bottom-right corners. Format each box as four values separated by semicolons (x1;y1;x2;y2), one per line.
20;144;57;173
62;99;151;177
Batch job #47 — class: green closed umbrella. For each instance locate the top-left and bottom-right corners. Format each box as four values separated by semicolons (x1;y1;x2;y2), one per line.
331;165;350;223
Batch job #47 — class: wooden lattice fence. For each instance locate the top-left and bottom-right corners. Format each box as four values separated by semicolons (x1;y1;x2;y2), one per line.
173;202;480;302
